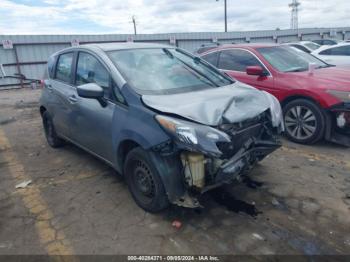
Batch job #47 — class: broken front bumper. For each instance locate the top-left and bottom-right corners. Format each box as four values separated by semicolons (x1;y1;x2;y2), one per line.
325;103;350;147
215;139;280;184
181;114;282;195
176;136;280;208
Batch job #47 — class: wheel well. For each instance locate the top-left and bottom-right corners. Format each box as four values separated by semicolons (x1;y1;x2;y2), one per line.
39;106;47;116
280;95;321;109
117;140;140;172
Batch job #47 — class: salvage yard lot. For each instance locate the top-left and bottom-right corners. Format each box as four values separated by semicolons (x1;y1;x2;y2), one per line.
0;88;349;255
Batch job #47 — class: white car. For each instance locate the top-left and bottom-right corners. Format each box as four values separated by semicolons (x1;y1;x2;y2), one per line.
312;43;350;66
283;41;321;53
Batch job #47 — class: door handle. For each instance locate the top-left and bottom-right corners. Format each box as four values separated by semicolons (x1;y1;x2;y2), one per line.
46;84;53;91
68;96;78;103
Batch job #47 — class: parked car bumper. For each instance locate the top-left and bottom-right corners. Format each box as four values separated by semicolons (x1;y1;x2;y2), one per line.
325;103;350;147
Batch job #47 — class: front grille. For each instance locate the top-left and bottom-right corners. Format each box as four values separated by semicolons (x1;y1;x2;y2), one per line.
216;111;270;159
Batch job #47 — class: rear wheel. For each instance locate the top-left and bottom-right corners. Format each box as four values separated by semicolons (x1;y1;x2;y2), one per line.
124;147;169;213
283;99;325;144
42;111;64;148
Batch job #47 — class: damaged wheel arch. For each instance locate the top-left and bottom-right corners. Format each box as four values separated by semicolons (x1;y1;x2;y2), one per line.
123;146;192;212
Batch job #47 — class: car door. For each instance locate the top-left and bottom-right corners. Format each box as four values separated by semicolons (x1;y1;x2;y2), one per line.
216;49;275;93
68;51;117;163
318;45;350;65
49;52;76;139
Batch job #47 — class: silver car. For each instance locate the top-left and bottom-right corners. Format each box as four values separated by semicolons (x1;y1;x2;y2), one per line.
40;43;283;212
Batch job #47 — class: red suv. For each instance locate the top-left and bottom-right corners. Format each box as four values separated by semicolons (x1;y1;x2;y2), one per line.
201;44;350;146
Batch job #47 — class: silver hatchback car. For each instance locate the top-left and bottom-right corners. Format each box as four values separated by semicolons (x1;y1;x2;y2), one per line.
40;43;283;212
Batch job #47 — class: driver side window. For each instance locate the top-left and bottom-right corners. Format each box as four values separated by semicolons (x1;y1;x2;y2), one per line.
76;52;110;97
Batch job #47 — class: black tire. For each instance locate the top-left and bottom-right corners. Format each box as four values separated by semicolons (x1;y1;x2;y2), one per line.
42;111;64;148
283;99;325;144
124;147;169;213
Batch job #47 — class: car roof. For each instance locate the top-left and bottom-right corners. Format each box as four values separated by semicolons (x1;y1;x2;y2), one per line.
200;43;280;55
72;42;173;52
207;43;277;50
315;42;350;52
284;41;314;45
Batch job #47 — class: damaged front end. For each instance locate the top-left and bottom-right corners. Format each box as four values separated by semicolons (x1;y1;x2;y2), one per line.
144;83;283;208
154;109;281;208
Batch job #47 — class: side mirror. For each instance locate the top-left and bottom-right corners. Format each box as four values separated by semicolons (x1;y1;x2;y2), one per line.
77;83;107;107
308;62;317;75
246;66;266;76
77;83;104;99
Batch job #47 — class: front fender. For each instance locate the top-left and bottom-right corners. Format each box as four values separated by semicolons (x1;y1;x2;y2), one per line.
280;89;336;109
113;129;185;203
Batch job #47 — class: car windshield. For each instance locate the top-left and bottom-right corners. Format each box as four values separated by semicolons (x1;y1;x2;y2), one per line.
108;48;233;95
257;46;329;72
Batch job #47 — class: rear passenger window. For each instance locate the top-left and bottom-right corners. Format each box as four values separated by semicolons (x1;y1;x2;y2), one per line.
218;49;264;72
201;52;219;67
55;53;73;83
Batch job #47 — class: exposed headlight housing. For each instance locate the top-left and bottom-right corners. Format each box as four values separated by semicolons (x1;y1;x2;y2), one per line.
326;90;350;103
155;115;230;156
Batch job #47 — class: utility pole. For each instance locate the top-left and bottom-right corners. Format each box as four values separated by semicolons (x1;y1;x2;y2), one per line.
216;0;227;32
289;0;300;30
132;15;137;35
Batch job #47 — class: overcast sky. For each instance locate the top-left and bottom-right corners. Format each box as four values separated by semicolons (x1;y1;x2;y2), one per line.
0;0;349;35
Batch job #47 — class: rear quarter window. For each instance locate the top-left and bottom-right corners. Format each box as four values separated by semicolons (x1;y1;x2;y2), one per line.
47;55;56;79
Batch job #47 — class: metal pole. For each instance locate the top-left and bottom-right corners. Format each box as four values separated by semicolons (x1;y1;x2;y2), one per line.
224;0;227;32
216;0;227;32
13;45;24;88
132;16;137;35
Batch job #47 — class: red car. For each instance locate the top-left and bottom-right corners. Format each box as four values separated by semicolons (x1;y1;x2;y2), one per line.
200;44;350;146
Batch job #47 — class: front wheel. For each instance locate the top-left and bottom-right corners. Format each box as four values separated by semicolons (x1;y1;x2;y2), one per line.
124;147;169;213
283;99;326;144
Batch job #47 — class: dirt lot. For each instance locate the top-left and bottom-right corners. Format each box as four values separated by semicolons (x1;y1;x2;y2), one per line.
0;88;349;255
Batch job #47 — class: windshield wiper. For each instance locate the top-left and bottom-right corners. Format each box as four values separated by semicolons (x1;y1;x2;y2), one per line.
162;48;174;58
169;50;220;87
175;48;234;84
316;64;335;69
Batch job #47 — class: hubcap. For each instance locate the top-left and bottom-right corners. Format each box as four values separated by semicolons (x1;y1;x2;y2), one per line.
285;106;317;140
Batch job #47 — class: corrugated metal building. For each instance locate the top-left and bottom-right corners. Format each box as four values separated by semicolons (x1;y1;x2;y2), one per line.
1;27;349;89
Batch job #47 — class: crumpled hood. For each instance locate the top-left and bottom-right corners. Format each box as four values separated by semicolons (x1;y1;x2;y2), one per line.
142;81;283;127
